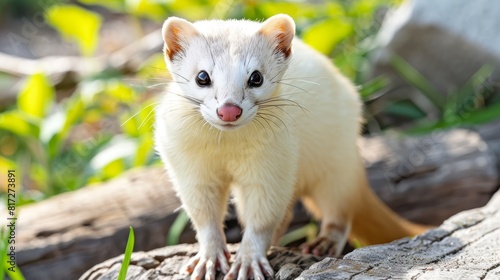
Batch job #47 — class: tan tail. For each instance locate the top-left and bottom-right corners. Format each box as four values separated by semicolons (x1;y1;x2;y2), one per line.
349;173;431;246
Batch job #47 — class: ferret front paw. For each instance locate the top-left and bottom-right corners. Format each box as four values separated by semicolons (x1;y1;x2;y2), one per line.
223;253;273;280
182;247;231;280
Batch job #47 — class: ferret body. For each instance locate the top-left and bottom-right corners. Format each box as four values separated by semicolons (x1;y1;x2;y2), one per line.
155;14;427;280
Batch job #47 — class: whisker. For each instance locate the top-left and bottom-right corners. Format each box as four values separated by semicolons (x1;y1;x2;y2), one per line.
121;102;160;127
273;81;310;94
257;112;290;136
255;114;277;141
269;57;294;82
276;78;320;86
171;72;190;82
138;105;159;130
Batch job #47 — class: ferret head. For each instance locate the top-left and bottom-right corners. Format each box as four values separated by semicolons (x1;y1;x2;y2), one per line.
161;14;295;131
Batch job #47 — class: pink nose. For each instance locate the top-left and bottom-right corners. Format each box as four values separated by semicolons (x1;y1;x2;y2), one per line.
217;104;242;122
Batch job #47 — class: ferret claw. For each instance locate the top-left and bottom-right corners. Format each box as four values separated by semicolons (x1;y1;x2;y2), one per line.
182;248;230;280
223;256;273;280
300;236;339;257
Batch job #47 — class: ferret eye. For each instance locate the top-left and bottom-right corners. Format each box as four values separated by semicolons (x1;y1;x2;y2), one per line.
248;71;263;87
196;71;211;87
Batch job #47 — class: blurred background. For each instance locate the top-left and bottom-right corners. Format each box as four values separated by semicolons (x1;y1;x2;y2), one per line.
0;0;499;279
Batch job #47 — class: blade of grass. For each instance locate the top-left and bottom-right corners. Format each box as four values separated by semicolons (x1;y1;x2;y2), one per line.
167;210;189;245
278;223;318;247
117;226;135;280
1;222;25;280
358;76;389;101
390;55;445;112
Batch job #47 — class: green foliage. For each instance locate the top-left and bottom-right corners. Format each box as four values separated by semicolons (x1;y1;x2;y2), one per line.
46;5;102;56
279;223;318;247
118;227;135;280
390;56;499;134
0;69;160;204
0;228;26;280
167;210;190;245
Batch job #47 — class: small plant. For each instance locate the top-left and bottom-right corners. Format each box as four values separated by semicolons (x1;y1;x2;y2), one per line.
390;55;499;133
0;228;25;280
117;226;135;280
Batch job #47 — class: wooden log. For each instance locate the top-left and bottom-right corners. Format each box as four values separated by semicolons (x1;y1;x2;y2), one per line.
15;168;180;280
298;188;500;279
9;121;500;280
0;29;163;107
79;188;500;279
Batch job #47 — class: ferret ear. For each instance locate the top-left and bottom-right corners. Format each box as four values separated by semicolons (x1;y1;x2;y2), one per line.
259;14;295;58
162;17;199;60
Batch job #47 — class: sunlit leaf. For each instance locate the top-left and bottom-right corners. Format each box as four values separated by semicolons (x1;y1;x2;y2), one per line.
0;111;40;137
102;159;126;179
0;156;17;175
303;18;353;55
62;95;85;137
90;136;137;171
40;109;65;144
79;0;125;12
279;223;318;247
126;0;166;21
133;135;153;167
106;81;136;102
46;5;102;56
40;108;66;158
18;73;54;119
259;2;317;19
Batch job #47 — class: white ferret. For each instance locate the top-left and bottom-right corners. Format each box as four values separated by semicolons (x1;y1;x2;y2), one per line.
155;14;428;280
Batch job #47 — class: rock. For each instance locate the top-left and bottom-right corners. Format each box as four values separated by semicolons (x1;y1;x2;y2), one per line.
369;0;500;123
79;244;322;280
297;189;500;279
80;189;500;279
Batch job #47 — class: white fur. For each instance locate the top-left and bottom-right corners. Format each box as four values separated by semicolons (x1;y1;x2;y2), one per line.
155;14;363;279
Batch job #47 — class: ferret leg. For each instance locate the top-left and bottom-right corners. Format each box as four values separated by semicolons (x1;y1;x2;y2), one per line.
272;206;294;246
174;176;231;280
299;175;355;257
225;175;295;280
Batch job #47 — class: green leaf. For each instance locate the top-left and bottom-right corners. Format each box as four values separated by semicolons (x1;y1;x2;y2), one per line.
106;81;136;102
133;135;153;167
278;222;318;247
18;72;55;119
126;0;166;21
40;109;66;159
1;226;25;280
118;226;135;280
79;0;125;12
358;76;389;100
385;101;425;120
0;156;17;174
46;5;102;56
460;102;500;125
258;2;317;19
0;111;40;137
303;18;353;55
89;136;137;172
167;210;189;245
390;55;445;111
452;64;494;115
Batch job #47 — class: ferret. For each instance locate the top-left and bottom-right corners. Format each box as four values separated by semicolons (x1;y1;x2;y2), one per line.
154;14;429;280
